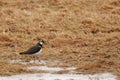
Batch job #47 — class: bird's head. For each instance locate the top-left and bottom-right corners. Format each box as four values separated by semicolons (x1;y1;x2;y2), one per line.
38;39;44;46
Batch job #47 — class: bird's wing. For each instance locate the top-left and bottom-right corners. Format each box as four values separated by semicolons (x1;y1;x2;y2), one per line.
22;45;41;54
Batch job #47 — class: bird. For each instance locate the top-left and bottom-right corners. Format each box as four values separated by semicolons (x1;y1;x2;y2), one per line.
19;39;44;55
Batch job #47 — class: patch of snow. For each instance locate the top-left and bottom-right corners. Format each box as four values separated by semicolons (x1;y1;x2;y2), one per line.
0;73;117;80
29;60;46;64
10;59;22;63
27;66;76;72
27;66;64;72
65;67;76;70
10;60;46;65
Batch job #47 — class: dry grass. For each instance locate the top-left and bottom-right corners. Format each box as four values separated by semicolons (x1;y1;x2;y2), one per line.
0;0;120;77
0;60;27;76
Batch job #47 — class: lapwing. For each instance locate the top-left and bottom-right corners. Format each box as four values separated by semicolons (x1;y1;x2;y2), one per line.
19;39;44;55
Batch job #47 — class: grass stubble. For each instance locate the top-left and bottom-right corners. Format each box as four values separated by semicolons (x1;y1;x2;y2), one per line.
0;0;120;79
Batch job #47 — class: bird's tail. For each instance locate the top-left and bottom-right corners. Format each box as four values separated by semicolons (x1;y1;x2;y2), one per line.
19;52;26;55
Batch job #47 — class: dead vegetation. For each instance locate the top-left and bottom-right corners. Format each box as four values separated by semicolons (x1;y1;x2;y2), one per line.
0;0;120;77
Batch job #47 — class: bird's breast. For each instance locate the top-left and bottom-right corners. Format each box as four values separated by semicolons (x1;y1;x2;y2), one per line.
33;49;42;55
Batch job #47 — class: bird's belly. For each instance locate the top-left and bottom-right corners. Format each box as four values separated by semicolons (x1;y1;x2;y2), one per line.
33;49;42;55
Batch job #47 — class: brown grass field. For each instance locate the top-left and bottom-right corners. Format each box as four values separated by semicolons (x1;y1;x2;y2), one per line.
0;0;120;77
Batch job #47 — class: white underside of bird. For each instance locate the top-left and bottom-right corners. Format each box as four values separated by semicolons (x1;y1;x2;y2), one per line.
33;49;42;55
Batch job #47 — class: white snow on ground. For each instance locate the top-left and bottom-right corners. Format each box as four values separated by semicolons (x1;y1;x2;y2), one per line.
8;60;117;80
27;66;76;72
0;73;117;80
10;60;46;65
28;66;64;72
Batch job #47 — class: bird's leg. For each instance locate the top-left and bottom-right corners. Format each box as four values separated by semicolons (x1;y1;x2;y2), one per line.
25;55;29;62
37;56;41;63
35;55;38;61
35;55;40;64
37;56;41;62
37;56;39;60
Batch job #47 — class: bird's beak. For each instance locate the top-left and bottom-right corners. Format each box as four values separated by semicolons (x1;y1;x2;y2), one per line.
43;41;46;44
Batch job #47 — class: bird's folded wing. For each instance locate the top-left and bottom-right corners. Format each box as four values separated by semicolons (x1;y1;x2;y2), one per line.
21;46;41;54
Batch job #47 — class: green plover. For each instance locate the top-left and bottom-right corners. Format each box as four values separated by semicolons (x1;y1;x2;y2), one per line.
19;39;44;55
